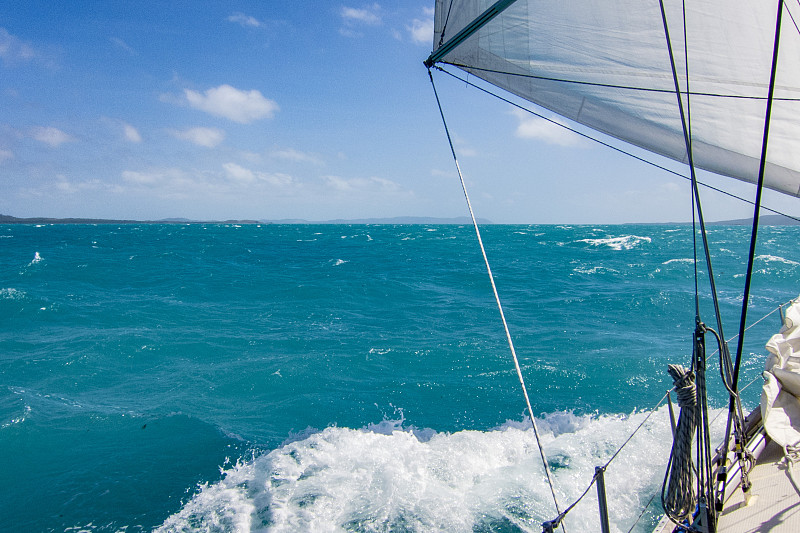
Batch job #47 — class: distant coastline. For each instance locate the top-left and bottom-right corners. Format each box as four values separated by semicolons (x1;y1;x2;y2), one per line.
2;213;798;225
0;214;261;225
0;214;491;225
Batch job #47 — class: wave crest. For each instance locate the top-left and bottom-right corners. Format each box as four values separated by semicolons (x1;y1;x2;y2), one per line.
578;236;651;250
157;409;682;532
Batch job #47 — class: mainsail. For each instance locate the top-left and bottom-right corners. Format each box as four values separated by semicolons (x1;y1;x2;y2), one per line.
427;0;800;197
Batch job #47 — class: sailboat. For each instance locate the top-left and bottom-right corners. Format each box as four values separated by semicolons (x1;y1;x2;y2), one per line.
424;1;800;532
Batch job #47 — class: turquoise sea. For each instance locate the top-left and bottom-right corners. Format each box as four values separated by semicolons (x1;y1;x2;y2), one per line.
2;223;799;532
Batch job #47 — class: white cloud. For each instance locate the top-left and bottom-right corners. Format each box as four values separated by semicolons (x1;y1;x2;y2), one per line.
184;84;278;123
409;8;434;45
453;136;477;158
512;109;584;146
32;126;75;147
322;175;401;193
110;37;136;55
172;127;225;148
53;177;119;194
0;27;57;68
118;168;199;201
228;13;261;28
223;162;294;187
123;123;142;143
271;148;323;165
0;28;36;64
223;162;256;183
261;173;293;187
341;5;382;26
0;149;13;163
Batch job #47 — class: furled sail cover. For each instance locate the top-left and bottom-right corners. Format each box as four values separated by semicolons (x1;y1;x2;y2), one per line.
430;0;800;197
762;297;800;449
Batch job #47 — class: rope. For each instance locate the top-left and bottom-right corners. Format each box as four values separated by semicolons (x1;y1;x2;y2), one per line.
783;445;800;495
626;489;661;533
603;392;672;470
530;299;786;531
428;68;565;528
662;364;698;523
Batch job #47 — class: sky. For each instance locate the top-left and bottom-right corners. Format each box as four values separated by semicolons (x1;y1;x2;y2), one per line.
2;1;800;224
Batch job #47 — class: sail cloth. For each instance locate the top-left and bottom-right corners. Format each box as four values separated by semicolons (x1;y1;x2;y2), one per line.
762;299;800;450
430;0;800;197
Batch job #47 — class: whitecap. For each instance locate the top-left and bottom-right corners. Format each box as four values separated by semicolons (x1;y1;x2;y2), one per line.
573;266;618;275
756;254;800;266
0;288;26;300
579;235;651;250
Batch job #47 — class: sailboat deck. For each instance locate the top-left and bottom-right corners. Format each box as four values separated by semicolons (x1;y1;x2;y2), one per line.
654;439;800;533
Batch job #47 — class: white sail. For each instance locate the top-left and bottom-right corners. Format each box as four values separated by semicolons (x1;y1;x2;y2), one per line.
430;0;800;197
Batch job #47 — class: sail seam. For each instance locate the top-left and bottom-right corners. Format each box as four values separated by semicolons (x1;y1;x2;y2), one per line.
433;65;800;224
443;62;800;101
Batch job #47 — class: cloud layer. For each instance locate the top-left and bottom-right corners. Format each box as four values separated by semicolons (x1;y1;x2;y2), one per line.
184;85;279;124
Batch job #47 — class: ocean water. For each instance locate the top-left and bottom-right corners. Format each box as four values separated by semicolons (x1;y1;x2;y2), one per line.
2;223;799;532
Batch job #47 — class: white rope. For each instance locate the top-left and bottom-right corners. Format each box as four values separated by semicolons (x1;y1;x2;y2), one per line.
429;69;564;527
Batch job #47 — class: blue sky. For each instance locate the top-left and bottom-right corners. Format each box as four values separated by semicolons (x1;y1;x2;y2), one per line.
2;1;798;223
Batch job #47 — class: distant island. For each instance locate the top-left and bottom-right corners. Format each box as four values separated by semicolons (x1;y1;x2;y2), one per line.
2;213;798;225
0;214;491;225
0;214;261;225
708;214;800;225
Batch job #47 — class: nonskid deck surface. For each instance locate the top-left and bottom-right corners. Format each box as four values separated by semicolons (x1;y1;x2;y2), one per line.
655;439;800;533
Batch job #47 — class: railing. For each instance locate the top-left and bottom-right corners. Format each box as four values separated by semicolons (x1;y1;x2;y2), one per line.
537;301;789;533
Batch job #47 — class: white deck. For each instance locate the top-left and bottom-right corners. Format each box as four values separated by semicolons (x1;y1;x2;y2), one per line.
654;439;800;533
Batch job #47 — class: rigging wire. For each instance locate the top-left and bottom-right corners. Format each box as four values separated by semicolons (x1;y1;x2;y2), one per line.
431;65;800;224
438;0;456;48
428;67;565;529
720;1;786;512
730;0;785;409
659;1;722;527
540;299;785;533
788;0;800;37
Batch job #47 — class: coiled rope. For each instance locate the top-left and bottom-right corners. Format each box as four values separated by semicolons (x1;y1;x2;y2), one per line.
541;303;786;532
662;364;698;523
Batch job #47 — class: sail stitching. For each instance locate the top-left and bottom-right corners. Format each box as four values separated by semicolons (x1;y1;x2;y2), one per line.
442;62;800;101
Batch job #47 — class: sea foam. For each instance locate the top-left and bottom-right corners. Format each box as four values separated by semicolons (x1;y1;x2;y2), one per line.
579;236;651;251
157;407;707;533
756;254;799;266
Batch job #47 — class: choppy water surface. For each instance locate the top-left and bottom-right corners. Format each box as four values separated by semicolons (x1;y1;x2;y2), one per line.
2;223;798;532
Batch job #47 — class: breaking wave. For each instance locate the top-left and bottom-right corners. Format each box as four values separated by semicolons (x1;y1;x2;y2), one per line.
578;236;651;251
156;407;702;533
